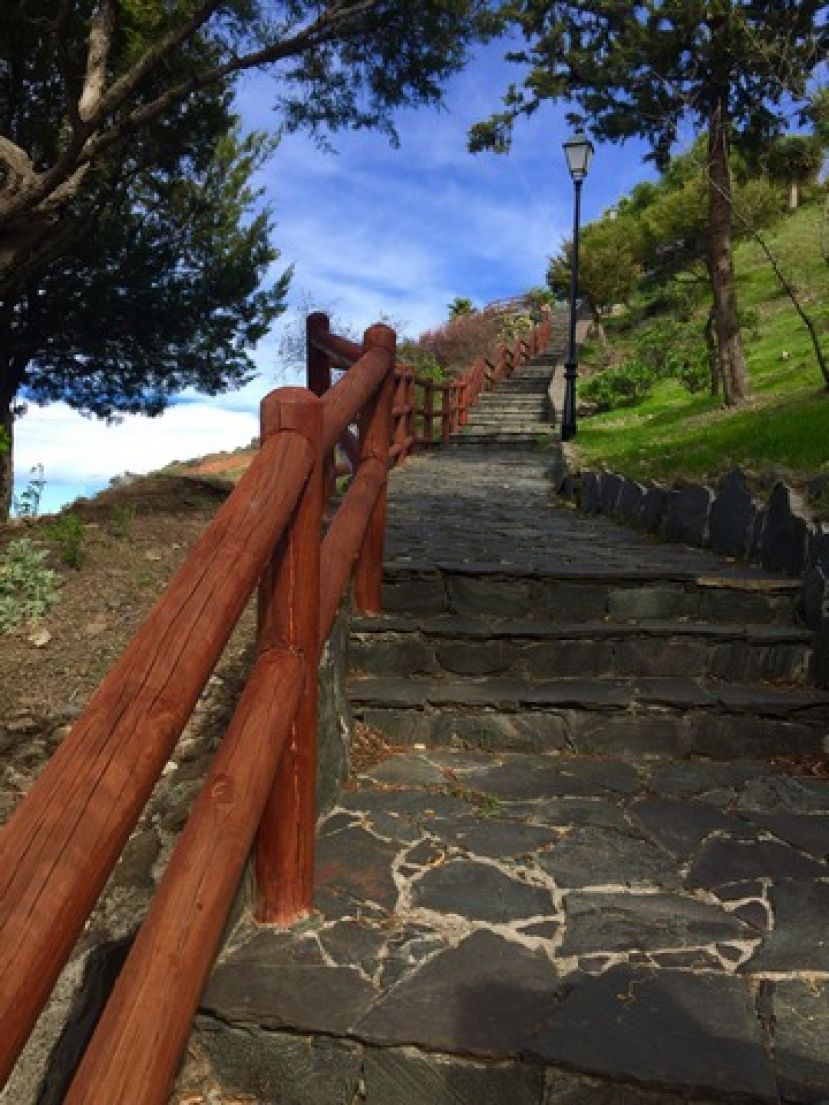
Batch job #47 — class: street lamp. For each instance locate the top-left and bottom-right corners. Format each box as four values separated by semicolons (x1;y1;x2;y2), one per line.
561;131;594;441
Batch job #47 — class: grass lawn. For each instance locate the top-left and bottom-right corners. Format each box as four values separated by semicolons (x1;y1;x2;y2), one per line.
571;198;829;494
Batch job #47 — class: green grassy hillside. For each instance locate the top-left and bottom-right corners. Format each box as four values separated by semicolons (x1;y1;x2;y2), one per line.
571;198;829;501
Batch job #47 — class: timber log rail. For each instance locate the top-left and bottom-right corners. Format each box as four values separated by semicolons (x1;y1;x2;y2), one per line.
0;308;554;1103
307;308;554;470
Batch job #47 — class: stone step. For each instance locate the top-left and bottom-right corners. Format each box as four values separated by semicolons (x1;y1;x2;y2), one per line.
349;616;815;685
382;565;803;624
447;433;549;449
462;421;552;432
348;674;829;759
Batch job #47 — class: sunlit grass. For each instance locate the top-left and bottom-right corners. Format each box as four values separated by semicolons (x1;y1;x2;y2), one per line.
572;198;829;485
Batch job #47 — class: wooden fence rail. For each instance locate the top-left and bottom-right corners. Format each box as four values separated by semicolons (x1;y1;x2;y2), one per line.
306;308;554;475
0;324;397;1102
0;305;554;1102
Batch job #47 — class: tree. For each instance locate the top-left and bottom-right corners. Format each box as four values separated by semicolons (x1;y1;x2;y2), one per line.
0;1;488;516
0;1;488;298
547;214;641;345
470;1;827;406
448;296;475;318
0;36;292;519
767;133;825;209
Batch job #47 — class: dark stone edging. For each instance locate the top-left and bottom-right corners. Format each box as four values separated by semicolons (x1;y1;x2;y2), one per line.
563;467;829;688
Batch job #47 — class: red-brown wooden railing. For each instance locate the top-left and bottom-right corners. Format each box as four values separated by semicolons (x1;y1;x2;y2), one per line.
0;305;555;1101
0;323;397;1103
306;308;554;473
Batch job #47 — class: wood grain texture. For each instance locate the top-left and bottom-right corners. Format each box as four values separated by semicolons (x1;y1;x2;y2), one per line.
354;325;395;614
319;457;386;641
320;340;394;455
255;390;324;925
64;648;304;1105
0;428;313;1089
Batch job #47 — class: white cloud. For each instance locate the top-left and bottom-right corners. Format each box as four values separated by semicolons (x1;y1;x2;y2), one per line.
15;400;260;485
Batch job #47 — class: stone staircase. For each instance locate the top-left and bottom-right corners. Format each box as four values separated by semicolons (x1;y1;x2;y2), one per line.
451;349;560;448
193;341;829;1105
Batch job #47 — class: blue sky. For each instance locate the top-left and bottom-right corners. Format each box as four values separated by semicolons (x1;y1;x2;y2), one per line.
14;38;657;514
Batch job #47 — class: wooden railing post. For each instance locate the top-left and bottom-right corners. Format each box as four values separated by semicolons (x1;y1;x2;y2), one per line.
255;388;324;926
354;323;395;613
459;378;469;426
423;379;434;442
406;373;416;456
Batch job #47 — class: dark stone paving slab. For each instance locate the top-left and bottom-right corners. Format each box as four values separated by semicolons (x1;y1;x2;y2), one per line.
201;750;829;1103
529;966;778;1101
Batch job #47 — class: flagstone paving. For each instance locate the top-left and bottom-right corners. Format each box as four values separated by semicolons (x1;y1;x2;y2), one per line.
201;748;829;1103
196;352;829;1104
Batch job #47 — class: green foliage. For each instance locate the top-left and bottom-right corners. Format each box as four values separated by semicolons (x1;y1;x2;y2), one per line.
548;215;641;311
13;465;45;519
497;314;534;341
109;504;136;539
582;361;656;412
448;297;475;319
472;4;825;168
767;133;825;187
573;200;829;483
45;513;85;569
0;539;59;633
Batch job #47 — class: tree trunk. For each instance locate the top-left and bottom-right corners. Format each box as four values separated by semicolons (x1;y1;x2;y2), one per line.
708;100;749;406
704;306;720;397
591;308;608;351
0;382;15;522
789;180;799;210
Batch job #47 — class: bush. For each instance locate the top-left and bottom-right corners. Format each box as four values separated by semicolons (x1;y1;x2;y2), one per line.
0;538;59;632
412;311;500;374
45;512;85;568
582;360;656;411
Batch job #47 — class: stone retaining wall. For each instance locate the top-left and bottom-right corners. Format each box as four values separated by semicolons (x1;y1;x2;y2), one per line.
565;468;829;687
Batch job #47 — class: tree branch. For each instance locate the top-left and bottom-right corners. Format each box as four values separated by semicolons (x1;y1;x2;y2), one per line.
78;0;117;121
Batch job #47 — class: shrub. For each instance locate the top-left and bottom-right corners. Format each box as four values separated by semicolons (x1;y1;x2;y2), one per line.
412;311;500;374
582;360;656;411
45;512;85;568
0;538;59;632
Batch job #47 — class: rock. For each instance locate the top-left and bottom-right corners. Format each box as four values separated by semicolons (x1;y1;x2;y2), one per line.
355;930;564;1056
661;481;712;547
559;891;748;956
28;628;51;648
144;549;163;561
616;479;645;527
743;881;829;974
709;469;756;558
772;979;829;1104
580;470;601;513
598;471;624;517
761;483;809;575
684;838;828;890
528;966;777;1101
639;483;669;533
801;566;827;631
411;859;553;922
539;826;679;889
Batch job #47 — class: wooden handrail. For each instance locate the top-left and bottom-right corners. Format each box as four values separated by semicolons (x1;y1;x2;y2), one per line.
0;431;315;1086
1;320;399;1102
0;305;553;1098
63;647;305;1104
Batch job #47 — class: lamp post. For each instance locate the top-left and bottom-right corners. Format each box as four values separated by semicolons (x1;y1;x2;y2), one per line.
561;131;594;441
